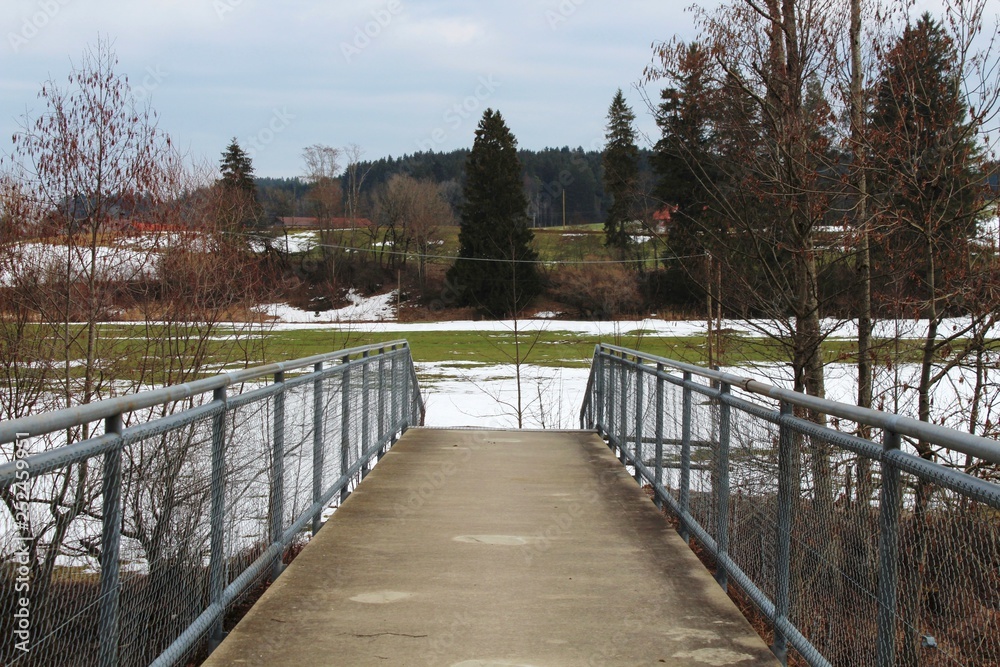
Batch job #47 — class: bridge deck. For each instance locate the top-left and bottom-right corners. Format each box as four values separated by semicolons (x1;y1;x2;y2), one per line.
204;428;777;666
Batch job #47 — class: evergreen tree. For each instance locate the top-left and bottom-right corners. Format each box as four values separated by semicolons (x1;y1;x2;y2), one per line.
447;109;540;316
602;89;639;250
869;13;984;299
218;138;263;227
651;43;726;307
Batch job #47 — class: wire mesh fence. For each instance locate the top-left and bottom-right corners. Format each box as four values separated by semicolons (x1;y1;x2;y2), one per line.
581;344;1000;667
0;341;423;667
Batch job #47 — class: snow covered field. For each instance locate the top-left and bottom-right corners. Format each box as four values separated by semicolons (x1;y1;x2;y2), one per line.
417;362;590;429
256;289;397;323
247;289;1000;431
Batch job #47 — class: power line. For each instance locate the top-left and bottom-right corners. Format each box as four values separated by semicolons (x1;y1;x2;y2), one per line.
233;231;708;266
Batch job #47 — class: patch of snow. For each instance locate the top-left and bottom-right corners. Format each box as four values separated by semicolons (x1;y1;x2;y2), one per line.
532;311;562;319
0;242;157;287
973;216;999;248
257;289;397;323
269;231;318;254
416;362;589;429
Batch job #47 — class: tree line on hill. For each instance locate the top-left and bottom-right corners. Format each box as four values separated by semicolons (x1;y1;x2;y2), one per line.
254;146;656;229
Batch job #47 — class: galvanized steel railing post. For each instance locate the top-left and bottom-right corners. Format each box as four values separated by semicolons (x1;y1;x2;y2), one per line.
312;362;324;535
98;413;123;667
270;372;285;581
606;356;616;450
340;355;351;504
391;352;400;441
595;351;605;434
654;363;665;510
402;348;412;427
714;382;731;592
634;358;644;484
618;355;628;464
875;429;902;667
679;371;693;542
361;352;371;479
377;349;387;460
773;401;795;664
208;387;228;652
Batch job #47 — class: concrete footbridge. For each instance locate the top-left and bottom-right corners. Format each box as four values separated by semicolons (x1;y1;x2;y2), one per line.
1;341;998;666
203;428;775;666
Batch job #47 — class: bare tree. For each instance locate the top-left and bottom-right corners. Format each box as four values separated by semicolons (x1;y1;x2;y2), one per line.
2;37;173;630
370;174;451;282
342;143;372;228
302;144;343;286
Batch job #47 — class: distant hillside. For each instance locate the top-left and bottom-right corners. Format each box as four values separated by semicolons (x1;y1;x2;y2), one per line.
256;147;656;228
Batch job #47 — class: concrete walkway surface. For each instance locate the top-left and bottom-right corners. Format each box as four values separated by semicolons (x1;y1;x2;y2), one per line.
204;428;777;666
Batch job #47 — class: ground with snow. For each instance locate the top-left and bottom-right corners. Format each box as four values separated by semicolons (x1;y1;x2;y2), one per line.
248;290;1000;433
256;289;397;324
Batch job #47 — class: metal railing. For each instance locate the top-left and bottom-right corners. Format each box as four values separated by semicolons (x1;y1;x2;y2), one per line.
581;344;1000;667
0;341;423;667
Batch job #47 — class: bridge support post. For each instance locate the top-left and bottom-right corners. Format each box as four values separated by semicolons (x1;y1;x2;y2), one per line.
773;401;794;664
270;372;286;581
98;413;123;667
312;362;324;535
654;363;664;511
208;387;228;652
714;382;731;592
679;371;693;542
341;355;351;504
875;429;902;667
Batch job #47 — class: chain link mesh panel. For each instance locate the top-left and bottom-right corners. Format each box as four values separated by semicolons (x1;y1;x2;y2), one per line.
0;343;420;666
584;346;1000;667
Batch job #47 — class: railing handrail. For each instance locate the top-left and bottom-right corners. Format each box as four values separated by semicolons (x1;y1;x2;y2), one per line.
0;340;411;445
583;344;1000;666
0;341;422;666
592;343;1000;466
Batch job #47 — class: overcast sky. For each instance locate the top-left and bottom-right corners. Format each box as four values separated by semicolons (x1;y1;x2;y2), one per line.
1;0;992;178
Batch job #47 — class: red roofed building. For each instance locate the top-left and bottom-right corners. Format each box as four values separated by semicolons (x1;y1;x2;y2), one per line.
652;205;678;235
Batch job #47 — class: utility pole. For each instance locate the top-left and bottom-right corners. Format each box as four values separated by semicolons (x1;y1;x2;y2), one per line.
562;189;566;228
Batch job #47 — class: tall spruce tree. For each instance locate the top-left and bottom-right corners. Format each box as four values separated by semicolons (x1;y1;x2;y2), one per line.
602;89;639;250
652;43;719;305
870;13;983;255
447;109;540;316
218;138;262;227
